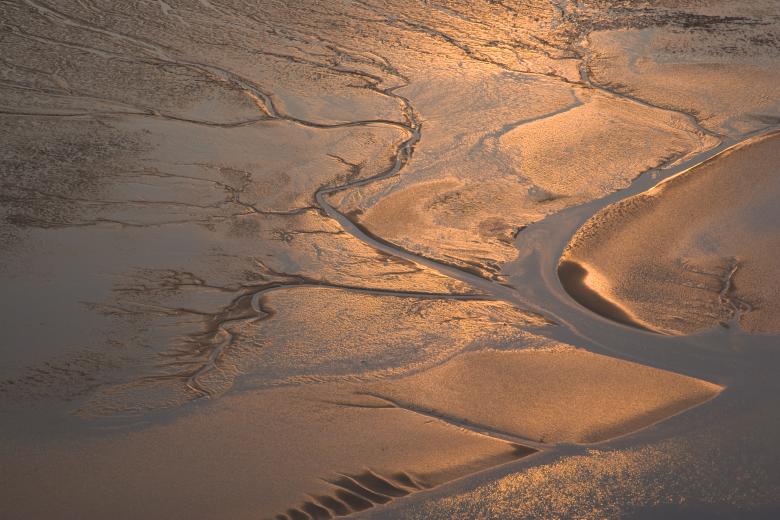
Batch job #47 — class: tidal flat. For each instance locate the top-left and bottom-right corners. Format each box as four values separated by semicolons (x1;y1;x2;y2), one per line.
1;1;779;519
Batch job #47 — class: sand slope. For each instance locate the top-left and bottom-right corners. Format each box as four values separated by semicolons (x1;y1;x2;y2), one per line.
366;343;721;444
561;131;780;335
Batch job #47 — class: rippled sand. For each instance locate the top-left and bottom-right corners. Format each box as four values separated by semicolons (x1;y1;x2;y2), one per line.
1;0;779;518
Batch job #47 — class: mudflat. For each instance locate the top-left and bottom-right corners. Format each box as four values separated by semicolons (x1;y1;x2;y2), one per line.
561;132;780;335
1;1;779;519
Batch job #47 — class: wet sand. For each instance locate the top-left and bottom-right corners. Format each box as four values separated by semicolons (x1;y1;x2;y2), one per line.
1;1;780;519
557;260;651;332
560;131;780;335
0;334;722;520
365;340;721;445
1;384;532;519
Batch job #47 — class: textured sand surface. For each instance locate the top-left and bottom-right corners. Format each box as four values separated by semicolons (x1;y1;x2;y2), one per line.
338;76;714;279
1;0;779;518
587;24;780;135
367;343;721;444
0;384;532;520
561;132;780;335
0;333;723;519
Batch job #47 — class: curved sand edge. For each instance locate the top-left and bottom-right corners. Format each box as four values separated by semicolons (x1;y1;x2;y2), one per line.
557;260;655;332
365;345;723;446
558;130;780;335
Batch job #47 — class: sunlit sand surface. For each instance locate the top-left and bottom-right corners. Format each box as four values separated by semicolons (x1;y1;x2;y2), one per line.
0;334;720;519
366;340;721;444
587;24;780;135
335;80;715;278
1;385;532;519
561;131;780;335
374;433;780;520
79;288;545;415
1;0;779;518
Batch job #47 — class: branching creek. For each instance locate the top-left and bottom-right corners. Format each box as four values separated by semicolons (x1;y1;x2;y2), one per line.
4;2;780;517
183;30;780;401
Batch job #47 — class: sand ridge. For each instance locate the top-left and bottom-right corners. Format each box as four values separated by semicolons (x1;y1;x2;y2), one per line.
560;131;780;335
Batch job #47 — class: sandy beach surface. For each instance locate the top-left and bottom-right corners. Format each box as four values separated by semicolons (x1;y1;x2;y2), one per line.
1;1;779;519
